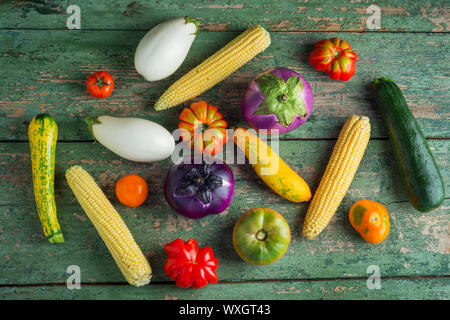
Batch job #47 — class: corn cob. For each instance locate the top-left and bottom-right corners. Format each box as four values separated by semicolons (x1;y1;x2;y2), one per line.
65;166;152;286
154;25;271;111
303;115;371;240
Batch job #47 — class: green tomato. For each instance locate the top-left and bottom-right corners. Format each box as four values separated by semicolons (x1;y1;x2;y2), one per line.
232;207;290;265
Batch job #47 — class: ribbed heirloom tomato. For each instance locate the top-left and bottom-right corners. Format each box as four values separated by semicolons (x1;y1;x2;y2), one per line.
233;208;290;265
178;101;228;156
164;238;218;289
115;174;148;207
349;200;390;244
309;38;358;81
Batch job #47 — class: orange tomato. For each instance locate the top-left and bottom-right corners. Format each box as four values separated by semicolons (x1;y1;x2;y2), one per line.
178;101;228;156
349;200;390;244
115;174;148;207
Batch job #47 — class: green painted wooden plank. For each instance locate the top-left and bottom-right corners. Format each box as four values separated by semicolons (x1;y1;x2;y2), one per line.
0;140;448;284
0;0;448;32
1;140;448;206
0;30;449;140
1;278;449;300
2;200;447;285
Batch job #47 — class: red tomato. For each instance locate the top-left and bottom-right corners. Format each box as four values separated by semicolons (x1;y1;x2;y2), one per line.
178;101;228;156
164;238;218;289
115;174;148;207
309;38;358;81
86;71;114;98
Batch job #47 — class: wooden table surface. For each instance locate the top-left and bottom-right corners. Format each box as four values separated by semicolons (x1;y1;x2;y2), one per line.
0;0;449;300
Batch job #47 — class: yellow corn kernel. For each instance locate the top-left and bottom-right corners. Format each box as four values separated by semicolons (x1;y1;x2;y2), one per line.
65;166;152;287
303;116;371;240
154;25;271;111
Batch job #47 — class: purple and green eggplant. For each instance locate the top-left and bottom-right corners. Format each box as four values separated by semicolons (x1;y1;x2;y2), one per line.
241;67;314;134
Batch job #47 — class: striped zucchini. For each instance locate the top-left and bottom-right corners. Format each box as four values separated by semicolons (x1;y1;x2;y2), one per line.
28;114;64;243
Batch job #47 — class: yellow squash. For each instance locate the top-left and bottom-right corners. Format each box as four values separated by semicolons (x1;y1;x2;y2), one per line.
233;127;311;202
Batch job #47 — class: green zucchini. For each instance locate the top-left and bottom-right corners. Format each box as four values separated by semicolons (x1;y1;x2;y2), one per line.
372;77;444;212
28;113;64;243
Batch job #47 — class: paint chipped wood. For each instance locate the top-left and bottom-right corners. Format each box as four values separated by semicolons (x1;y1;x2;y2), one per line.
0;141;448;285
0;0;448;32
0;0;448;300
0;278;449;300
0;31;448;140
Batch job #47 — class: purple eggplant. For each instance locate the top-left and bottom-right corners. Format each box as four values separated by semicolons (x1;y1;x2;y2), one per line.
164;157;234;219
241;67;314;134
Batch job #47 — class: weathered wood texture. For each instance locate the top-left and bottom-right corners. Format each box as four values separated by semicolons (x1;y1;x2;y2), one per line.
0;30;449;140
0;0;448;32
2;140;449;207
0;141;448;284
0;0;448;300
1;278;449;300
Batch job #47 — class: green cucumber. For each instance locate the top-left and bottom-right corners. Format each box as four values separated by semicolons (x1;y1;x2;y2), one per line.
372;77;444;212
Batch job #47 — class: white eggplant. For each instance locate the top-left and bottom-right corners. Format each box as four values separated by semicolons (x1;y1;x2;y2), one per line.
85;116;175;162
134;16;199;82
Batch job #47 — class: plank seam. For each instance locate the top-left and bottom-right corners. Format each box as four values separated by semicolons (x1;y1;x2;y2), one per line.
0;28;449;34
0;137;449;143
1;197;449;208
1;274;449;288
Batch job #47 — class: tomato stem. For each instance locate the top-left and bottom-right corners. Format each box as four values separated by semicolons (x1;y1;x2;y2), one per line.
255;229;267;241
94;76;109;89
199;122;208;133
333;49;340;58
